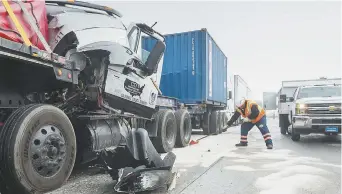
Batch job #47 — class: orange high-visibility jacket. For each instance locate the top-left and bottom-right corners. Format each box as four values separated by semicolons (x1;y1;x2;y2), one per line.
235;100;265;123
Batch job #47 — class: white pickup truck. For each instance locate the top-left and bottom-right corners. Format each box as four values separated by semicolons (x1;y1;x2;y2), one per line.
287;84;341;141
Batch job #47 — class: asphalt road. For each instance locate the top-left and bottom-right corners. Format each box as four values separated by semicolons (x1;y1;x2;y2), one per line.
49;117;341;194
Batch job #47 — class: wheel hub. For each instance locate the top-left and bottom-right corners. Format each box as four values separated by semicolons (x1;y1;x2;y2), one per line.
30;125;66;177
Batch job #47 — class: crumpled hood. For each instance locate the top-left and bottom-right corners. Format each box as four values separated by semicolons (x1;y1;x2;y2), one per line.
296;96;342;104
77;41;138;67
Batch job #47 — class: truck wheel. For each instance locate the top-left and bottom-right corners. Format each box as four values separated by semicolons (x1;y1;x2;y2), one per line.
289;114;300;141
220;112;226;133
291;130;301;141
202;111;211;135
175;110;192;147
210;111;219;135
279;115;287;135
152;110;177;153
218;112;223;134
0;104;76;194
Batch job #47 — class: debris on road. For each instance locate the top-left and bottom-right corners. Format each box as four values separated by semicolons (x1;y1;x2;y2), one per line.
189;135;211;146
113;152;177;193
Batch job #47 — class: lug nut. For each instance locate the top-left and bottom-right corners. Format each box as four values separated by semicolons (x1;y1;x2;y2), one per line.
59;142;65;146
46;140;51;144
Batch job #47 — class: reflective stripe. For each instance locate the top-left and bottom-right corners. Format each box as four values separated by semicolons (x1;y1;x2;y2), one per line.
263;133;271;137
240;139;248;142
241;135;248;138
264;136;272;140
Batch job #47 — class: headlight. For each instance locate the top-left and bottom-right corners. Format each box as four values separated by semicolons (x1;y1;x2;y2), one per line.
295;103;307;114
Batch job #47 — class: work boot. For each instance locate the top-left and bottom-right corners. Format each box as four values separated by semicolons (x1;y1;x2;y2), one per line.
235;142;248;147
266;144;273;149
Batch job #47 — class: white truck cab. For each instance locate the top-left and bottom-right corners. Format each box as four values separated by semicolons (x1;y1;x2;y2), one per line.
287;84;341;141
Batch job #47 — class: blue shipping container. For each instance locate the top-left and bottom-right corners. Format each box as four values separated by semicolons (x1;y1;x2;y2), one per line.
142;29;228;105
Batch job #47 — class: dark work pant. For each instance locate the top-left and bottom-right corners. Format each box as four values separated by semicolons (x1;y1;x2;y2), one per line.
240;116;273;145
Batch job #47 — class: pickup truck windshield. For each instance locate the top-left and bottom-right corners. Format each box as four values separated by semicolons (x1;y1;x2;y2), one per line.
297;86;341;99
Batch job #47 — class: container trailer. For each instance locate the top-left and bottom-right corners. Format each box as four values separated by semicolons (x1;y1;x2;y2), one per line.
233;75;251;124
142;29;228;135
263;92;277;110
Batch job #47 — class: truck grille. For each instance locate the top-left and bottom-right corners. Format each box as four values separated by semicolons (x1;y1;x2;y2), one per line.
307;103;341;108
307;103;342;115
312;118;342;125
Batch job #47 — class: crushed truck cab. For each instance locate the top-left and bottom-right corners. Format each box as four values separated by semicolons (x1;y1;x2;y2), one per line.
0;1;179;193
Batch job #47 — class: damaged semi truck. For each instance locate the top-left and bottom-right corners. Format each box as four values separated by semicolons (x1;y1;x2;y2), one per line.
0;0;188;193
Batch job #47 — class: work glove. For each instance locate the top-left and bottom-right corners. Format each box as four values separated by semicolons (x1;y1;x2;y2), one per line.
243;117;251;122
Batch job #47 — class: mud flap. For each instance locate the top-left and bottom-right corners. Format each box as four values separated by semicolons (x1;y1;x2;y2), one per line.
110;128;176;193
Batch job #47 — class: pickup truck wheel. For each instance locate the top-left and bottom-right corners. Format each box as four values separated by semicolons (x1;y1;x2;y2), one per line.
291;131;300;141
152;110;177;153
0;104;76;194
202;111;211;135
175;110;192;147
210;111;220;135
289;114;300;141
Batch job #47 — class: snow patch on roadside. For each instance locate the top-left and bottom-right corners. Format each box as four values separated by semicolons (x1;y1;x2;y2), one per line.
233;159;250;163
224;165;255;171
255;165;331;194
261;156;321;169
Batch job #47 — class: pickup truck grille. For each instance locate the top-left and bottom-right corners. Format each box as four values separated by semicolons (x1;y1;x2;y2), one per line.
307;103;342;115
312;118;342;125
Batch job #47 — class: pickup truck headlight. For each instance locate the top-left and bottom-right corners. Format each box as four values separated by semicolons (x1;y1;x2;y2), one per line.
295;103;307;114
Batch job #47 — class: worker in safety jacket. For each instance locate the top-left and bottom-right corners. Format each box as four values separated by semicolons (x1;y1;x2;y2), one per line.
227;99;273;149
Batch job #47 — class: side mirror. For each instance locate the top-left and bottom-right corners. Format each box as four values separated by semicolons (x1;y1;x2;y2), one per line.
228;91;232;100
289;97;294;102
144;40;165;76
279;94;287;103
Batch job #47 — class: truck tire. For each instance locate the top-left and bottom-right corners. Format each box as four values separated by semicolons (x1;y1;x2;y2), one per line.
279;115;287;135
152;109;177;153
289;113;300;141
175;110;192;147
210;111;220;135
202;111;211;135
219;112;225;133
0;104;76;194
218;112;223;134
291;129;301;141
